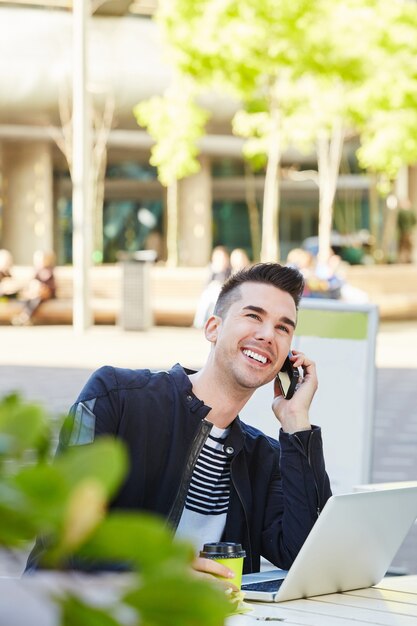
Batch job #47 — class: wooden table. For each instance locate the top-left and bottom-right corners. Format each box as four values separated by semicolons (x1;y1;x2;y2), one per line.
227;575;417;626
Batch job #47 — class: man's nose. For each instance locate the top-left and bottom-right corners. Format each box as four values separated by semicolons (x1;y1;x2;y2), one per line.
255;321;275;343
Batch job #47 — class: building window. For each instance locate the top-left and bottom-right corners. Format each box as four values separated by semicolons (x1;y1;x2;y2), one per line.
54;161;164;264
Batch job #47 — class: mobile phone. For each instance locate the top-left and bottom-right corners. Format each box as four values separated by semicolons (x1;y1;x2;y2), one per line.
276;354;299;400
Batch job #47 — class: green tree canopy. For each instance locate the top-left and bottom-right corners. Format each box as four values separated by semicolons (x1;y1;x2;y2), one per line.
355;0;417;183
139;0;417;262
154;0;377;261
134;79;210;187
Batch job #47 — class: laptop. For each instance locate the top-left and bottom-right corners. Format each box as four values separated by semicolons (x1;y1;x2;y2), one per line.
241;485;417;602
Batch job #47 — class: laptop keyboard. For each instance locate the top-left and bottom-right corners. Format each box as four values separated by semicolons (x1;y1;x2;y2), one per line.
241;578;285;593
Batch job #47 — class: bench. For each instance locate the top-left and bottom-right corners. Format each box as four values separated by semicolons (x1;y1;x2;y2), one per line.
343;264;417;321
2;263;417;326
0;265;208;326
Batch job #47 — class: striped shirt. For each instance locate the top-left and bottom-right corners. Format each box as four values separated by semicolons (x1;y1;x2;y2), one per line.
175;425;231;551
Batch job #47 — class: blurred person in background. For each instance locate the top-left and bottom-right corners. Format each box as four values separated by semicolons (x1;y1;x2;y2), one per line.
12;250;56;326
0;249;19;300
230;248;251;274
286;248;314;277
286;247;367;302
286;248;315;297
193;246;232;328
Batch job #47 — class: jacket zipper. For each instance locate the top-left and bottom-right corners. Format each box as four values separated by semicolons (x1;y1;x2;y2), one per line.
166;419;212;530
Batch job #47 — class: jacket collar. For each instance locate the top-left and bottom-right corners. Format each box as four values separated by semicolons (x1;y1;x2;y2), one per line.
169;364;246;452
169;363;211;418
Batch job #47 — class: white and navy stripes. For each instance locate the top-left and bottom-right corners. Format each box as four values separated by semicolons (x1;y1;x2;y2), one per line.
175;425;231;551
184;428;231;515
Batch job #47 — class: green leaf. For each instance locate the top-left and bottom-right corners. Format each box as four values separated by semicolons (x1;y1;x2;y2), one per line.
0;501;38;545
0;439;128;559
54;438;128;500
59;594;122;626
77;512;193;573
0;393;51;459
0;463;102;551
124;573;231;626
12;463;71;527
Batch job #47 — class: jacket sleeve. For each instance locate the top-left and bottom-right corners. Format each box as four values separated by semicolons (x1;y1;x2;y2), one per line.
57;366;121;453
261;426;332;570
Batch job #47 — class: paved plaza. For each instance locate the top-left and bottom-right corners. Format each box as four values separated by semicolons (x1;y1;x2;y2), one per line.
0;320;416;576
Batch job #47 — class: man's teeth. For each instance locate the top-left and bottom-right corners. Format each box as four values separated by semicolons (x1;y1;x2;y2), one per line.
243;349;267;364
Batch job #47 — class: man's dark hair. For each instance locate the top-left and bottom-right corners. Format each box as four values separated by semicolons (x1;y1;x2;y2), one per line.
214;263;305;318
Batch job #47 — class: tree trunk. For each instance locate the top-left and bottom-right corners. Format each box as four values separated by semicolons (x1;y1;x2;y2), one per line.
91;95;114;262
261;106;281;262
51;86;113;265
91;151;107;263
166;179;179;266
317;124;345;265
369;174;379;256
244;162;261;261
381;194;399;263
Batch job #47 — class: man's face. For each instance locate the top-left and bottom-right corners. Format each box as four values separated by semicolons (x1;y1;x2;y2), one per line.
206;282;296;391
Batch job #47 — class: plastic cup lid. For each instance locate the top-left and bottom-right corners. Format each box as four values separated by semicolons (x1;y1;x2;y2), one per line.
200;542;246;558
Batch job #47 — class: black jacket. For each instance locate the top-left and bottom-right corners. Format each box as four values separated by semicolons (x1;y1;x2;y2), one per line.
30;363;331;574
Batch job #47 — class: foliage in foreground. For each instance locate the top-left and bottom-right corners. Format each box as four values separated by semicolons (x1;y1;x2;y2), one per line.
0;394;234;626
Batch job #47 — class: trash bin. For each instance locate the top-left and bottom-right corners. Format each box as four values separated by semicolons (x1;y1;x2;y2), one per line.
118;250;157;331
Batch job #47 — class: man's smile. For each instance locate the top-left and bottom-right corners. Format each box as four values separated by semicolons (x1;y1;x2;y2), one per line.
241;348;272;366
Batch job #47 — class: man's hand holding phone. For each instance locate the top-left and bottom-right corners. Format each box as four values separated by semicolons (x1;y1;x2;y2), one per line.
272;350;318;434
275;354;299;400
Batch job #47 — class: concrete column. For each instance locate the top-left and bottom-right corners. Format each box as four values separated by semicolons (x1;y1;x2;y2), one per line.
2;141;53;263
177;156;212;267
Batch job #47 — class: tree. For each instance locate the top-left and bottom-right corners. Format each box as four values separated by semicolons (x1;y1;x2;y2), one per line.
282;0;417;263
232;79;349;264
134;79;210;266
48;84;115;264
355;1;417;181
154;0;380;262
350;0;417;260
156;0;333;261
144;0;417;265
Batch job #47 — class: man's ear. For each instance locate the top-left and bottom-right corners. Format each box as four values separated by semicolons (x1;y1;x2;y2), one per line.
205;315;221;344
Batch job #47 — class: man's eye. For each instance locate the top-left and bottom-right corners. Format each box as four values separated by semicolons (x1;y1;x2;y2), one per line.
247;313;261;320
277;324;290;334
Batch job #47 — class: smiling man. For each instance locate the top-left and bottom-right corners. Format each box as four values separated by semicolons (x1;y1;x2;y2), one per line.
26;263;331;585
